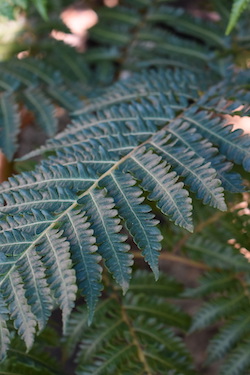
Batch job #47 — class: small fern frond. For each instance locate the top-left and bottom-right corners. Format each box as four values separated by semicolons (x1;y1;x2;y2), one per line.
37;229;77;333
150;130;226;211
125;147;193;231
185;236;250;270
146;5;227;47
89;0;228;72
0;53;87;160
190;293;247;332
189;208;250;374
0;92;20;160
0;295;10;361
219;339;250;375
17;246;53;332
62;210;102;323
100;171;162;279
22;88;57;137
3;270;37;349
1;327;63;375
184;271;236;298
208;313;250;362
79;189;133;293
226;0;250;34
183;108;250;172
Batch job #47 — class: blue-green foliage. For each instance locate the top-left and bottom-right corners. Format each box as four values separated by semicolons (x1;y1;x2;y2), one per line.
0;65;249;358
0;0;250;363
79;189;133;293
100;171;163;279
1;0;249;161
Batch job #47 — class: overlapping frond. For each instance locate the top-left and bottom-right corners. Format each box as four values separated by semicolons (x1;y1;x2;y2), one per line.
0;0;250;363
0;55;84;160
65;270;194;375
187;205;250;375
0;327;63;375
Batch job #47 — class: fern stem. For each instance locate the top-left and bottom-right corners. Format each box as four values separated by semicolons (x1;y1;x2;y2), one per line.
0;152;13;183
134;251;209;270
121;301;153;375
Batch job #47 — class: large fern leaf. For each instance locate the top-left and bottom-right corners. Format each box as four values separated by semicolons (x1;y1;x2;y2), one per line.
0;65;249;356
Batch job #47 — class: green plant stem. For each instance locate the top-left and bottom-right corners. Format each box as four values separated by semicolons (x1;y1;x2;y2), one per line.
121;300;153;375
134;251;210;270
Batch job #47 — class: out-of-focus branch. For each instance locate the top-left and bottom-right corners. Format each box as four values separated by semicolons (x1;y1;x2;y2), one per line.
0;151;12;183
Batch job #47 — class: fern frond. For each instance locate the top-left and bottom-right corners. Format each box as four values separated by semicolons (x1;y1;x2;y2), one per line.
189;209;250;374
126;147;193;231
22;88;57;137
191;292;247;331
0;186;76;215
0;62;249;353
185;236;250;270
184;271;236;297
208;312;250;361
2;270;37;349
100;171;162;279
0;54;87;160
89;0;227;72
62;210;102;323
72;68;207;117
1;327;63;375
0;92;20;160
226;0;250;34
150;130;226;210
79;189;133;293
183;108;250;172
64;298;115;356
65;270;194;375
219;339;250;375
0;295;10;361
147;5;227;47
17;246;53;332
37;229;77;333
